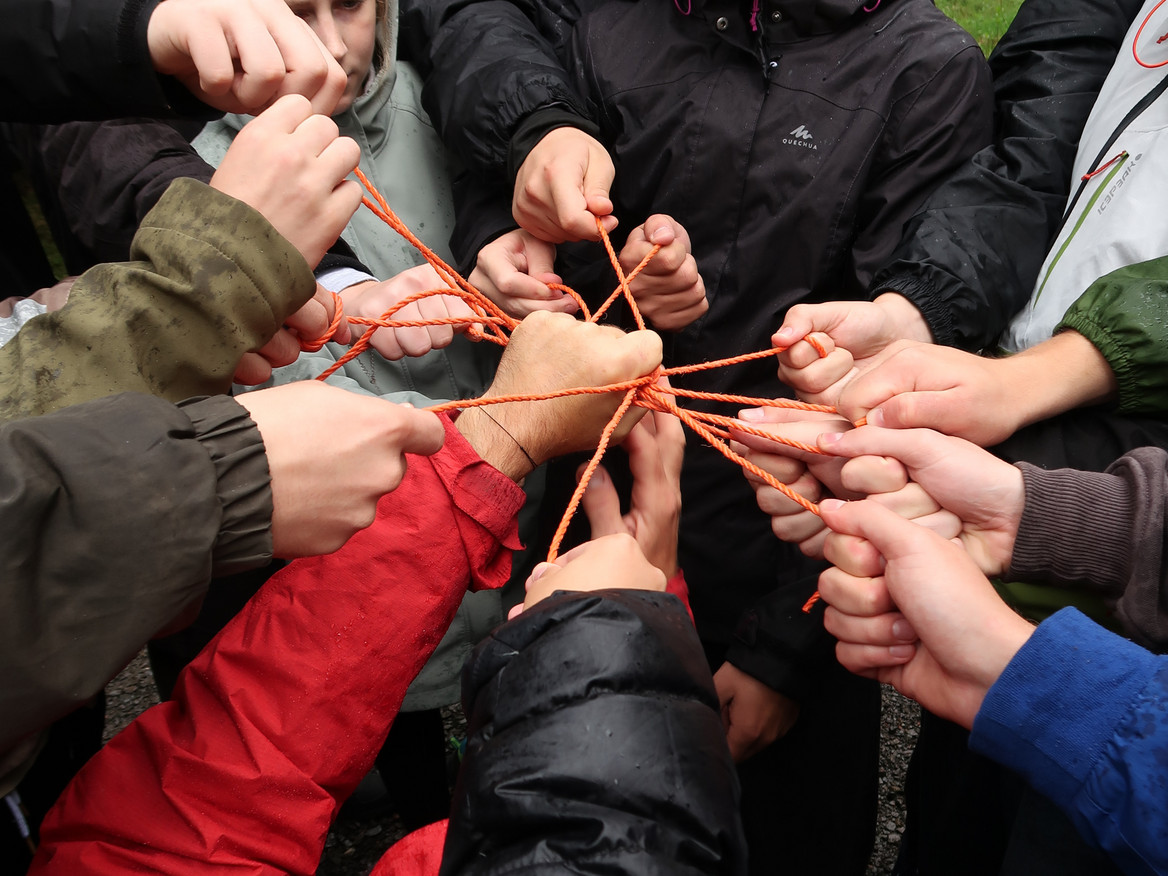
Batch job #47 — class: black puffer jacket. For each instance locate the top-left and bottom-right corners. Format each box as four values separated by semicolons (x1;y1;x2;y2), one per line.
871;0;1147;350
403;0;992;697
443;589;746;875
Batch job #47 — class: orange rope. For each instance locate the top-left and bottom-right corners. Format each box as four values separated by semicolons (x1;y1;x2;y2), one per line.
303;169;840;601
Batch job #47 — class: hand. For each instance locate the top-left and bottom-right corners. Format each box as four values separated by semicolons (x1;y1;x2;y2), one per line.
620;215;707;331
469;229;578;318
209;94;361;269
339;265;479;360
713;662;799;762
512;127;617;242
816;426;1023;576
514;533;667;618
146;0;346;114
579;403;685;578
772;294;933;406
234;283;351;384
235;381;445;556
457;311;663;480
817;498;1034;730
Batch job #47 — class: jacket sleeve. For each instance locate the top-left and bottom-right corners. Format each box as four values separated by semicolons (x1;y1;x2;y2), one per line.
0;392;272;779
0;0;212;122
11;118;214;269
399;0;594;182
442;589;746;876
871;0;1147;350
0;177;316;422
30;414;525;876
1055;255;1168;417
1007;446;1168;652
970;608;1168;876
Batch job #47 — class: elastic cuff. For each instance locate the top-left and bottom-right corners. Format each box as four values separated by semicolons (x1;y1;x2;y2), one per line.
179;395;273;574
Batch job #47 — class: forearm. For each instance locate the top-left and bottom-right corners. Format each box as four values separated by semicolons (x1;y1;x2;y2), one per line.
1007;447;1168;649
0;178;315;421
971;608;1168;875
996;331;1118;432
32;414;524;874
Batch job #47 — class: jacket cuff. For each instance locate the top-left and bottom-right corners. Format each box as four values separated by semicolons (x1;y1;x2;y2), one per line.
177;395;273;575
725;598;836;701
506;107;604;185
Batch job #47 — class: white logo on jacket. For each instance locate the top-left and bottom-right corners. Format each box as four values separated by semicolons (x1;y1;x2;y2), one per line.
783;125;817;149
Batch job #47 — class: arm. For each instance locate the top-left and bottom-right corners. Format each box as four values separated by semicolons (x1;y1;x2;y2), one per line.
818;497;1168;875
0;177;317;420
444;589;746;876
871;0;1147;349
0;0;345;121
31;312;664;873
0;393;273;770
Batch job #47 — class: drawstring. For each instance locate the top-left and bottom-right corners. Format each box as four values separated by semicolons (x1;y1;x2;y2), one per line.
674;0;692;15
5;790;35;855
750;0;761;31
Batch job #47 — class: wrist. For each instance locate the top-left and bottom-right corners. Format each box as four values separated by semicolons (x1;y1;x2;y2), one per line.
873;292;933;344
455;406;536;482
1004;332;1117;430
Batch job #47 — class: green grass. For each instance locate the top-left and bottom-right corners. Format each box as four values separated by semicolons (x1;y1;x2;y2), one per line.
936;0;1024;55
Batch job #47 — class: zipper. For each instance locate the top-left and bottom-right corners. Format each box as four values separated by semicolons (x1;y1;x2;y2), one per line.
1033;151;1129;304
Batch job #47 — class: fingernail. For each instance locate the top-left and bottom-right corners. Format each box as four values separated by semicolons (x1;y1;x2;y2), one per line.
819;498;845;513
587;468;608;487
889;644;916;659
774;326;796;343
892;619;916;640
738;407;764;421
868;408;885;427
819;432;843;447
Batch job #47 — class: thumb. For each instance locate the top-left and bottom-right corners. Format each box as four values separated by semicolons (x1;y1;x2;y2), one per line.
579;464;626;536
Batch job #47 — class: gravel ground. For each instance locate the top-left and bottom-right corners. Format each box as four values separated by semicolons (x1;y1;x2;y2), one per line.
104;650;919;875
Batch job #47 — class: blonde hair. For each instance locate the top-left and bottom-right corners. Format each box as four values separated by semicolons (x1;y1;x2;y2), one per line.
368;0;398;91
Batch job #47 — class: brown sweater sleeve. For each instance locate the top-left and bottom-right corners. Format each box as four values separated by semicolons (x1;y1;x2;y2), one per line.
1008;447;1168;650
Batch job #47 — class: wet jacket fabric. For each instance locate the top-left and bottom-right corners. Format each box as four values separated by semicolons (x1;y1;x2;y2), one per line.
871;0;1147;351
0;392;273;797
0;177;318;420
970;608;1168;876
1058;256;1168;418
437;590;746;875
1009;446;1168;652
30;414;526;874
404;0;992;698
1;0;211;123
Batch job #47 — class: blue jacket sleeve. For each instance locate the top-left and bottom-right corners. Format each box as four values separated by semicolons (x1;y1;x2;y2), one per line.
970;608;1168;876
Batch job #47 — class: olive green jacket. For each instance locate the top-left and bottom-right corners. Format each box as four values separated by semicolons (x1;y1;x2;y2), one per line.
1058;254;1168;418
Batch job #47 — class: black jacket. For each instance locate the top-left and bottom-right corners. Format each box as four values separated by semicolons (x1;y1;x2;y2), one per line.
445;589;746;875
872;0;1147;350
404;0;992;697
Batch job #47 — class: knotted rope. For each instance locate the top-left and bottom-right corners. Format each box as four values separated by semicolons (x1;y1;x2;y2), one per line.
306;169;841;589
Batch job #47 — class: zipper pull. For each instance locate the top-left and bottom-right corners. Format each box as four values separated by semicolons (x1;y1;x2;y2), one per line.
1082;150;1128;181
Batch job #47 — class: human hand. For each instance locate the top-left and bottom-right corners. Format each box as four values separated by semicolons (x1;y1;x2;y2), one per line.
456;311;662;480
146;0;346;115
469;229;578;318
235;381;445;556
772;294;933;406
513;533;666;619
817;498;1034;730
815;426;1023;576
713;662;800;762
579;404;685;578
209;94;361;269
233;283;351;385
512;127;617;242
339;265;480;360
620;215;707;331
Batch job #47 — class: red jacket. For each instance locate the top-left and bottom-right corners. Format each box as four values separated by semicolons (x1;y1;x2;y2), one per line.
30;414;524;875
